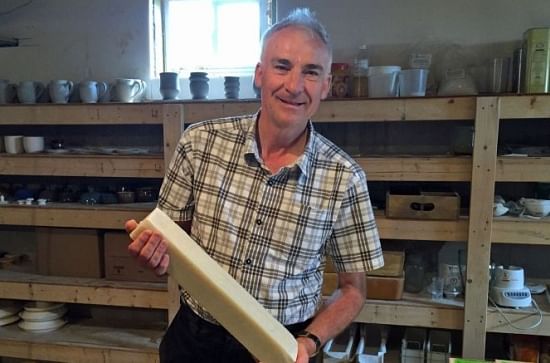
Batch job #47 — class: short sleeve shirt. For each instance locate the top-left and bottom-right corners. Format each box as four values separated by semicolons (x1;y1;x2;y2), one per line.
157;112;383;325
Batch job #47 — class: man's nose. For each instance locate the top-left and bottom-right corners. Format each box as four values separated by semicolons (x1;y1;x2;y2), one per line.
285;71;305;94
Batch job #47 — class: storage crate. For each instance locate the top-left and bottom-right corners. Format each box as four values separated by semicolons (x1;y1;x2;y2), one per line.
386;191;460;220
426;329;451;363
356;324;388;363
367;251;405;277
323;323;357;362
366;275;404;300
401;327;427;363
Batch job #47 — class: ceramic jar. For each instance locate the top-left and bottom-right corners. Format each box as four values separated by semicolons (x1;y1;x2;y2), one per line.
189;72;209;100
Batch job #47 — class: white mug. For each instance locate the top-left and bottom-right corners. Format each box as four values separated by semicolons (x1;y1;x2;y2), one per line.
23;136;45;153
0;79;17;104
49;80;74;103
4;135;24;154
17;81;45;104
79;81;108;103
114;78;144;102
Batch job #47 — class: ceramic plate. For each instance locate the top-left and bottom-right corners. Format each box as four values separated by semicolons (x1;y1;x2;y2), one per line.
0;301;22;319
0;314;20;326
18;318;66;332
19;306;67;322
23;301;65;312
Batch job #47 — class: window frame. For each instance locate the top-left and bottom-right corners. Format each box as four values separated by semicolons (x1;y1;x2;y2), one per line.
151;0;275;77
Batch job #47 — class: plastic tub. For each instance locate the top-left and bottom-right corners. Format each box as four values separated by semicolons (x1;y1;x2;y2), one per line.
368;73;399;98
399;69;429;97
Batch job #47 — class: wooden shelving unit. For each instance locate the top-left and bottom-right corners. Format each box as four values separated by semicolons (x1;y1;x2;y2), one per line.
1;96;548;361
0;103;182;363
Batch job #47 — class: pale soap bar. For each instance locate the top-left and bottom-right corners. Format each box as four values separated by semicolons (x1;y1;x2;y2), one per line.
130;208;298;363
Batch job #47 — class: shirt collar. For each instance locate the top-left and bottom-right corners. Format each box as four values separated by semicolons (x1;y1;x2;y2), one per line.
243;110;316;178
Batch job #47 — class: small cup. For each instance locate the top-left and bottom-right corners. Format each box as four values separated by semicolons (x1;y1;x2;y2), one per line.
23;136;45;153
37;198;47;206
4;135;24;154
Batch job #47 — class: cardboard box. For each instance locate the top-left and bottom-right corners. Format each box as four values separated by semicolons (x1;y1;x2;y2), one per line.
104;231;166;282
366;275;404;300
386;191;460;220
37;228;103;278
322;272;338;295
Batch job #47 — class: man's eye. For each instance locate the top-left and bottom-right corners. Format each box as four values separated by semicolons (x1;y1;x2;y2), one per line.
305;70;321;80
274;64;289;72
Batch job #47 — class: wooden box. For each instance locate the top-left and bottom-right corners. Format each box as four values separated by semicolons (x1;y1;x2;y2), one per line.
385;191;460;220
367;251;405;277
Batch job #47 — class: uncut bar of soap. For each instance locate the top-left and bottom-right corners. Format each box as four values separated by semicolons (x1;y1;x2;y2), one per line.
130;208;298;363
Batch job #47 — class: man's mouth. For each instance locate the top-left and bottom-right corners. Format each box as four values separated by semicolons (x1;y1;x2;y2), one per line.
278;97;306;107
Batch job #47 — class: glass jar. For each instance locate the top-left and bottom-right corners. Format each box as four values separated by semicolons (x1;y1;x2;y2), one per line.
404;253;425;293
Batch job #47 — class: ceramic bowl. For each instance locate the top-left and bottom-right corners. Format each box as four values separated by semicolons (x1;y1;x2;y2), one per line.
520;198;550;217
117;191;136;203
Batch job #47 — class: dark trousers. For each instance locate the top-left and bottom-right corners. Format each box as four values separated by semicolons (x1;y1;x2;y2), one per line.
160;303;318;363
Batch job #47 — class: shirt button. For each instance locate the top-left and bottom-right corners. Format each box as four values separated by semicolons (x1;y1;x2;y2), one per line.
245;258;252;265
256;219;262;225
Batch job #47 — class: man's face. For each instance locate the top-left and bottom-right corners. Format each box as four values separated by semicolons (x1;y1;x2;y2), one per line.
255;26;332;130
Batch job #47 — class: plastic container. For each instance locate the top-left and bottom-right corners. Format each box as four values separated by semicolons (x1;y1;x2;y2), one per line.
399;69;429;97
352;45;369;97
323;323;357;362
356;324;388;363
368;73;399;98
401;327;427;363
426;330;451;363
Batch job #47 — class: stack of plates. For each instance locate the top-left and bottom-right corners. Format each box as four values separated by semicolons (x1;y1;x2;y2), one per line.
18;301;67;332
0;299;23;326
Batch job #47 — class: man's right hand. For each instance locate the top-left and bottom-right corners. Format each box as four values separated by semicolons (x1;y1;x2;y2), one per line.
125;219;170;275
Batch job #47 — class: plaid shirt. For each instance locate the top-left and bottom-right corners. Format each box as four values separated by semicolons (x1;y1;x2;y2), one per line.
158;112;383;325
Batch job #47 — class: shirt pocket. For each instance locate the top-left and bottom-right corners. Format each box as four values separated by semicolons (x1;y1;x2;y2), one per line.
266;201;332;276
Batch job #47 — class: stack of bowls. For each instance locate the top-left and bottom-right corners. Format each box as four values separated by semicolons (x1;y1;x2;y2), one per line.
224;76;240;99
519;198;550;217
0;300;23;327
18;301;67;333
189;72;209;100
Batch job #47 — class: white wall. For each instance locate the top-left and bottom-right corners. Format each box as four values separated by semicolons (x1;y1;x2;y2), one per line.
0;0;549;99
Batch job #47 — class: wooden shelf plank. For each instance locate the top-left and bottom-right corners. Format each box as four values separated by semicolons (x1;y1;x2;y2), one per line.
375;213;469;241
0;271;168;309
497;156;550;182
0;321;161;362
314;97;476;122
492;217;550;245
355;292;464;330
0;103;166;125
486;294;550;335
0;203;154;229
0;154;164;178
499;95;550;119
181;97;476;124
356;156;472;181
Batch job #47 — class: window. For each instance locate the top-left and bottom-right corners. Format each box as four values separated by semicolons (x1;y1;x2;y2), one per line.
152;0;274;77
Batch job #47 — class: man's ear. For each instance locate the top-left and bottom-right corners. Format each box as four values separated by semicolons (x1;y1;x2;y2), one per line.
254;62;262;89
320;74;332;100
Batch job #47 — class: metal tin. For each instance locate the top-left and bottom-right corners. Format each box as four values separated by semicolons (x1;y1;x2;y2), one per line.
524;27;550;94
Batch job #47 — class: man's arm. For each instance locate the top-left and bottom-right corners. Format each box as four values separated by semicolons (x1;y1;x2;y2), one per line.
295;272;366;360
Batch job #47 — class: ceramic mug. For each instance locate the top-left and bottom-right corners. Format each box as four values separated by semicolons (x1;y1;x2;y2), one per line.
79;81;108;103
49;80;74;104
114;78;144;103
4;135;24;154
17;81;45;104
0;80;17;104
23;136;45;153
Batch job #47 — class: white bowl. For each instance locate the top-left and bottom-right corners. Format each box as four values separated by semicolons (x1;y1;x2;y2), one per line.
520;198;550;217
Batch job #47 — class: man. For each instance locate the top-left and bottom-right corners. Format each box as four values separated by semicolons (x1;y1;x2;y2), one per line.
126;8;383;363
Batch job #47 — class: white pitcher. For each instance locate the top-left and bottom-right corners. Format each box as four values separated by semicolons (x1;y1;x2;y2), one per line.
79;81;108;103
49;80;74;104
114;78;144;103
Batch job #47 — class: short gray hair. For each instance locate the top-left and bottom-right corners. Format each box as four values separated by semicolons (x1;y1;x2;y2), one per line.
261;8;332;58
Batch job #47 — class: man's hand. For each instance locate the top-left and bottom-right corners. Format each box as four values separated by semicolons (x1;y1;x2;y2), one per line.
295;337;316;362
125;219;170;275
